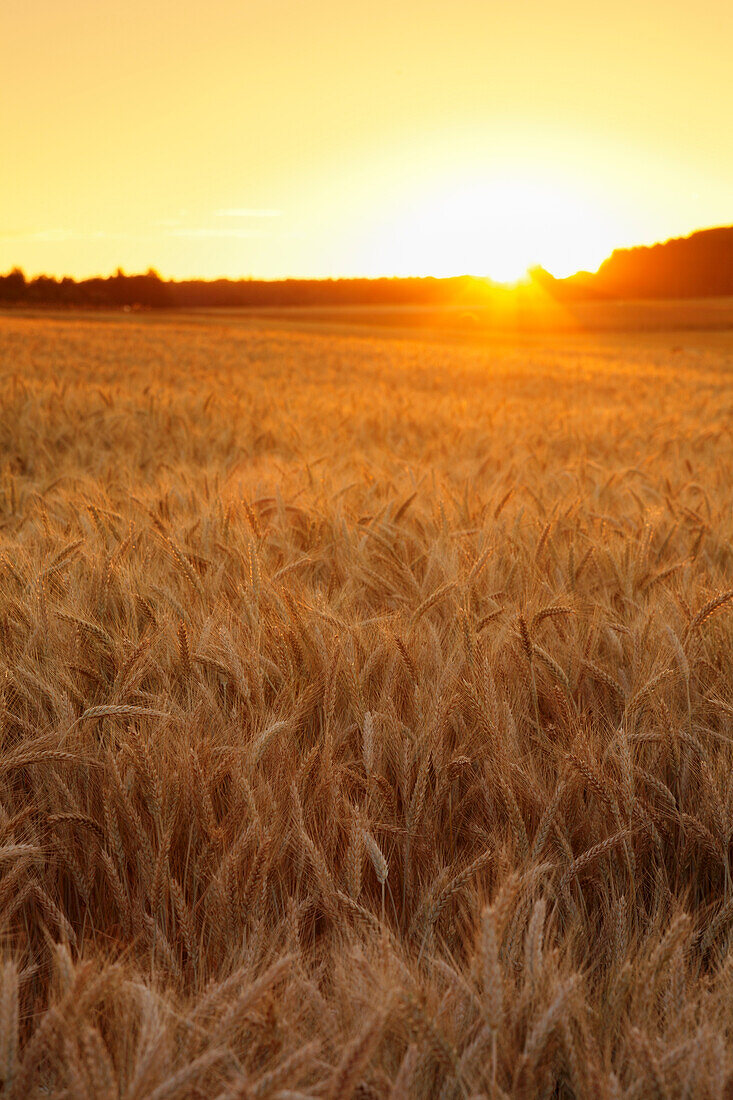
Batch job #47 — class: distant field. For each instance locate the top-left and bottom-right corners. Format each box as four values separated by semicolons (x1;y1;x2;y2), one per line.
191;294;733;335
6;293;733;338
1;311;733;1097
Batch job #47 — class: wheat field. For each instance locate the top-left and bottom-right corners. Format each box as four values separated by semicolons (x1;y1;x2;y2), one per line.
0;311;732;1098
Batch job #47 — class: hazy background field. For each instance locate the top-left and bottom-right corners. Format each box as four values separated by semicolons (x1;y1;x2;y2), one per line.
1;308;732;1097
9;293;733;337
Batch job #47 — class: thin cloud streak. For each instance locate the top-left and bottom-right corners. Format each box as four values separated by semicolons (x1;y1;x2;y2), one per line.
170;227;272;239
0;228;75;242
215;209;283;218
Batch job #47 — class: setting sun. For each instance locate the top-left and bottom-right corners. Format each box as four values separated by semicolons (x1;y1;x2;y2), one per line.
352;171;626;282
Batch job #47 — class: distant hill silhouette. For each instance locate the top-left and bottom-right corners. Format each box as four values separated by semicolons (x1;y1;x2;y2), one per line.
3;225;733;308
536;225;733;299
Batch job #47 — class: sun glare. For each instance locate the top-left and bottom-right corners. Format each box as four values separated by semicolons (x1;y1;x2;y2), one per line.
354;172;623;283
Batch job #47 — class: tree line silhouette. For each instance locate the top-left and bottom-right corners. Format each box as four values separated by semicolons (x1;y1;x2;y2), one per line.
0;267;491;310
2;225;733;308
539;225;733;299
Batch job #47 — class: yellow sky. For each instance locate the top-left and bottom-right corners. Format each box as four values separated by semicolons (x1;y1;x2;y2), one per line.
3;0;733;281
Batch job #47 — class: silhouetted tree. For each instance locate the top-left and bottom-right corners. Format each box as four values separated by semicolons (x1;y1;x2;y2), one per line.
0;267;26;302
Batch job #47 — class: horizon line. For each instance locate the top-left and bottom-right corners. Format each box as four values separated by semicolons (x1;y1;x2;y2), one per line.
3;220;732;287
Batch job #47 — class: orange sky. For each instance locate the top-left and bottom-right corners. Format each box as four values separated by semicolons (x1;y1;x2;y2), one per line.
3;0;733;282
